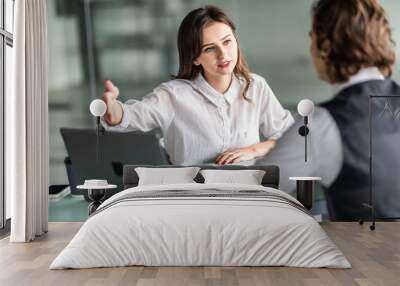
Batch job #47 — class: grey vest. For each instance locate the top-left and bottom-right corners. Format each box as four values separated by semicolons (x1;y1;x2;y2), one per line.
322;79;400;220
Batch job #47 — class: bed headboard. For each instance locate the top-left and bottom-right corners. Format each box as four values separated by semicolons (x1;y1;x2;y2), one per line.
123;165;280;189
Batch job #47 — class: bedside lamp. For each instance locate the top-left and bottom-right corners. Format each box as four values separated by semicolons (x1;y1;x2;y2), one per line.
89;99;107;137
77;99;117;215
290;99;319;212
297;99;314;162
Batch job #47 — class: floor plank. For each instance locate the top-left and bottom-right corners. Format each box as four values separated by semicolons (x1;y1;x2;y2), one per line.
0;222;399;286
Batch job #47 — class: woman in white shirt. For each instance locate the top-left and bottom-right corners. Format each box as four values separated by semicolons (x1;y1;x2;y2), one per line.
102;5;294;165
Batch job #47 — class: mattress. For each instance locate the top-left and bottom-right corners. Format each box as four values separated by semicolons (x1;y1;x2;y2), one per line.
50;183;351;269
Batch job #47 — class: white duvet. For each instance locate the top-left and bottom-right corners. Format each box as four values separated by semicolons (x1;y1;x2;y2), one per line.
50;183;351;269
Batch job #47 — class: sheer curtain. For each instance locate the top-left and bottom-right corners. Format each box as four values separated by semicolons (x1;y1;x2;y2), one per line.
7;0;49;242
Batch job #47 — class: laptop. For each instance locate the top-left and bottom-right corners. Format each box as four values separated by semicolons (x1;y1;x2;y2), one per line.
60;128;170;196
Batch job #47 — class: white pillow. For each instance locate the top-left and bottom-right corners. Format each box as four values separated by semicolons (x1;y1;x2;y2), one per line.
200;169;266;185
135;167;200;186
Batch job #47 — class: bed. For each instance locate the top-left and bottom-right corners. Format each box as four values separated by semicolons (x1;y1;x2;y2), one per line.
50;165;350;269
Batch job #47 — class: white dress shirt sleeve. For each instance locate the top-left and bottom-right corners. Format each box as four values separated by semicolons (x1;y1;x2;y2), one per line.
101;84;175;133
259;79;295;140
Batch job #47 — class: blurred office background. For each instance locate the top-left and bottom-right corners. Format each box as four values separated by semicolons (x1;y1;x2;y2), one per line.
47;0;400;200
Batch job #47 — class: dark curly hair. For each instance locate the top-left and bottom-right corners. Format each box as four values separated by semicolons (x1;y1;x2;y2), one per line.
312;0;396;83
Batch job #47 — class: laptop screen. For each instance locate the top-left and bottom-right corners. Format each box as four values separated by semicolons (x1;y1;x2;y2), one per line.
60;128;169;192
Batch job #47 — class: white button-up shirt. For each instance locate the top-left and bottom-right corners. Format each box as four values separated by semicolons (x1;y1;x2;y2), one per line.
102;73;294;165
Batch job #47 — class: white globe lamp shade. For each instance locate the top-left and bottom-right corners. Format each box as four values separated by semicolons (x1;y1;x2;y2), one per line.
297;99;315;117
90;99;107;117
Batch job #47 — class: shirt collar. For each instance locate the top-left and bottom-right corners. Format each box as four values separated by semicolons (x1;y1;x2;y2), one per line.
224;76;242;105
193;73;241;106
332;67;385;95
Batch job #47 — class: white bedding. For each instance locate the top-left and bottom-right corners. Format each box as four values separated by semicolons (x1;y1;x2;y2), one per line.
50;183;351;269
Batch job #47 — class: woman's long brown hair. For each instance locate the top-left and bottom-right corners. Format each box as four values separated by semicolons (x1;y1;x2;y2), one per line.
174;6;252;100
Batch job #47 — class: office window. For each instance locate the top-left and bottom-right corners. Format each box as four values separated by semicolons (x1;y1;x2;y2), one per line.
5;0;13;33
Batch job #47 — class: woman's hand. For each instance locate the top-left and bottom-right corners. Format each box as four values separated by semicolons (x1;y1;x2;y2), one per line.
215;140;276;165
102;80;122;125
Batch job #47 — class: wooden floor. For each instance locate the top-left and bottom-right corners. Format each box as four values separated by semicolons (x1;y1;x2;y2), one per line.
0;222;399;286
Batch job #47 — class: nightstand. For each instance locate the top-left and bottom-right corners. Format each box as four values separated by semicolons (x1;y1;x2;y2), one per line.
77;184;117;215
289;177;321;210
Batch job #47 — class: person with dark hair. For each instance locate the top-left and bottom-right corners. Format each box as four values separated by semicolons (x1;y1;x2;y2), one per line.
101;6;294;165
312;0;400;221
260;0;400;221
